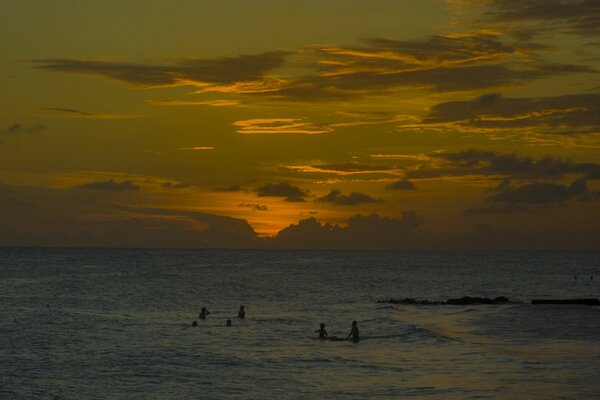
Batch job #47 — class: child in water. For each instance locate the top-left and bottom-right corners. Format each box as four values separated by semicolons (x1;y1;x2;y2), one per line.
226;319;232;327
314;323;328;339
199;307;210;319
347;321;360;343
238;305;245;319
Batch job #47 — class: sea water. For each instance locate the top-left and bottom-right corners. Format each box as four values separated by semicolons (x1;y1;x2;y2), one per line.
1;249;599;399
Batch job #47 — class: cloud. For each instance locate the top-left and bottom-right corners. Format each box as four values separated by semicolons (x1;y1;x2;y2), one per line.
162;181;193;189
177;146;214;151
407;149;600;180
285;162;398;177
0;183;260;248
316;189;381;206
238;203;269;211
255;182;309;202
75;180;141;192
146;99;240;107
44;107;93;116
234;118;332;135
33;51;287;89
42;107;142;119
271;211;424;250
3;122;45;134
386;180;416;190
486;0;600;36
34;31;593;105
487;179;587;204
415;92;600;134
266;33;591;100
465;179;592;214
214;185;246;192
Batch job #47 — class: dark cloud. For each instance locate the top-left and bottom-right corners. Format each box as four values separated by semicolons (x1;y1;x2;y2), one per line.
0;183;259;248
465;179;591;215
43;107;93;116
422;92;600;133
386;180;416;190
239;203;269;211
268;32;592;100
162;181;193;189
407;149;600;180
273;63;592;100
488;179;587;204
33;51;287;87
3;122;45;134
487;0;600;36
34;33;593;102
255;182;309;202
310;162;393;172
316;189;381;206
214;185;245;192
271;211;424;250
111;205;259;247
76;180;141;192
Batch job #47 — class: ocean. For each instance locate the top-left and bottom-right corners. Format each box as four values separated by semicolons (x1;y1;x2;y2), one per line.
1;249;599;399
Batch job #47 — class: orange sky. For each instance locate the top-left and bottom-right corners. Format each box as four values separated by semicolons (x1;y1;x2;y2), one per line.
1;0;599;249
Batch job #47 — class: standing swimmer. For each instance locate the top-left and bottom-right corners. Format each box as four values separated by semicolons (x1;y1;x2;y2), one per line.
314;323;328;339
238;305;245;319
346;321;360;343
199;307;210;319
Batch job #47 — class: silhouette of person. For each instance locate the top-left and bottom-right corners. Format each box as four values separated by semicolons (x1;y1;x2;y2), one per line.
199;307;210;319
314;323;328;339
347;321;360;343
238;305;245;319
226;319;232;327
192;321;198;327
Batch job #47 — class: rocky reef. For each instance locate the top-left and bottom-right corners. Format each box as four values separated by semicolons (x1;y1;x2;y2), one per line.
378;296;511;305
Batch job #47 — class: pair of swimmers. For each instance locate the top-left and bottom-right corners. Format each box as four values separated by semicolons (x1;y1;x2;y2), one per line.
314;321;360;343
193;305;245;325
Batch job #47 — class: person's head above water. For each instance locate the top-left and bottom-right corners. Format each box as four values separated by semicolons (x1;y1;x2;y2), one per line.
239;305;244;310
320;323;325;328
226;319;232;326
352;321;358;326
192;321;198;326
201;307;207;312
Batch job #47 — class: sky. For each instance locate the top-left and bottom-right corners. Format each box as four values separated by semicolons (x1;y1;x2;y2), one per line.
1;0;599;249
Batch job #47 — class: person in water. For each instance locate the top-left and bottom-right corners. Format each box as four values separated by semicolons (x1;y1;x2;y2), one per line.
192;321;198;327
314;323;328;339
347;321;360;343
226;319;232;327
199;307;210;319
238;305;245;319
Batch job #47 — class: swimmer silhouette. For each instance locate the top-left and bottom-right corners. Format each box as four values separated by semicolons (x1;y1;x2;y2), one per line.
226;319;232;327
346;321;360;343
238;305;245;319
199;307;210;319
192;321;198;327
314;323;328;339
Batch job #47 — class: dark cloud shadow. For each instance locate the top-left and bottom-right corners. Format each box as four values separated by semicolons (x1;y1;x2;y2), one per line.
315;189;381;206
486;0;600;37
421;92;600;134
255;182;309;202
76;180;141;192
386;180;416;190
33;51;287;87
3;122;45;134
270;211;424;250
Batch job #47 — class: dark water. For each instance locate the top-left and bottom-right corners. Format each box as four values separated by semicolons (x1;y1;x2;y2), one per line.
1;249;599;399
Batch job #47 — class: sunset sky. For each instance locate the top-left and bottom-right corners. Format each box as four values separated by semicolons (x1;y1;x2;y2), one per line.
1;0;599;249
